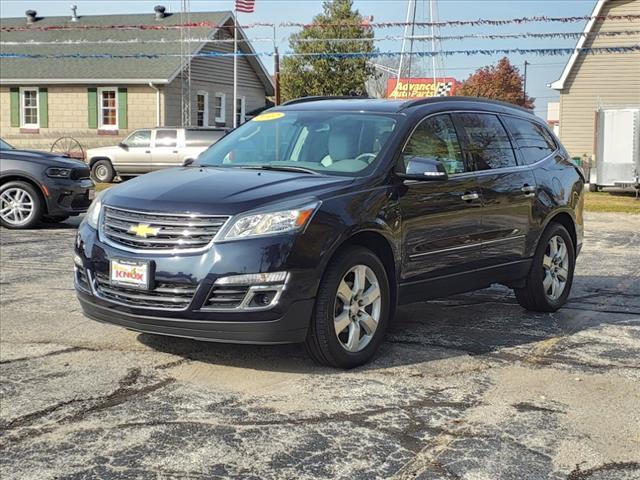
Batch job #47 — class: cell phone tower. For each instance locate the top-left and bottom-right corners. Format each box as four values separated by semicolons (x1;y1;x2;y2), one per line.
180;0;192;127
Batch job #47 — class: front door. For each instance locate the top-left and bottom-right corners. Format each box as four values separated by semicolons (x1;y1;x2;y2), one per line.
151;129;180;170
116;129;152;175
453;112;537;266
398;113;483;296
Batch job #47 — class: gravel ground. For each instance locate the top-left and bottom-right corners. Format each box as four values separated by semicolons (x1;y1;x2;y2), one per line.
1;212;639;480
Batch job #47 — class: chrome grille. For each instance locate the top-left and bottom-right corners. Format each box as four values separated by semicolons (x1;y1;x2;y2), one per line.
102;207;228;252
94;272;196;310
205;285;250;309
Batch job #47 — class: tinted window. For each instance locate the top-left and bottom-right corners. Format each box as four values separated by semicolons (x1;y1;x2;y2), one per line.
503;116;557;165
455;113;517;170
155;130;177;147
185;129;226;147
0;139;13;150
124;130;151;147
402;114;466;174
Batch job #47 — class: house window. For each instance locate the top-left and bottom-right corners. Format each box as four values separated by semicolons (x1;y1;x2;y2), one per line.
98;87;118;129
214;93;226;124
20;87;39;128
235;96;246;126
196;91;209;127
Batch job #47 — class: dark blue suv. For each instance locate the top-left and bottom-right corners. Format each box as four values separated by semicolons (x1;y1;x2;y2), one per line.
74;97;584;368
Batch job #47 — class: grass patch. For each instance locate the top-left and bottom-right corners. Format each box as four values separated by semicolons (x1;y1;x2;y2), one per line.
584;191;640;214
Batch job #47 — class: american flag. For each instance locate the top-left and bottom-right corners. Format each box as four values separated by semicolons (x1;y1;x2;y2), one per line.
235;0;256;13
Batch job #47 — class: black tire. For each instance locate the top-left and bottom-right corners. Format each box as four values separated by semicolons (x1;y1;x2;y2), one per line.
588;183;598;193
304;246;391;369
0;181;43;229
515;223;575;312
91;159;115;183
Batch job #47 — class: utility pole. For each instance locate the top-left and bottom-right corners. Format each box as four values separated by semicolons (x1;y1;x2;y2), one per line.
180;0;192;127
523;60;529;105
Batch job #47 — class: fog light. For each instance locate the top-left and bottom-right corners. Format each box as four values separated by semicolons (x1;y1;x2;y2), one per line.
73;253;83;268
214;271;288;286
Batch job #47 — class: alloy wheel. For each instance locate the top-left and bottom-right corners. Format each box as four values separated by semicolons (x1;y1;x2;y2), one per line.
334;264;382;352
542;235;570;301
0;187;35;227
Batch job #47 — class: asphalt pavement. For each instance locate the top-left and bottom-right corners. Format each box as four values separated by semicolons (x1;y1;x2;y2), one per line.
1;212;639;480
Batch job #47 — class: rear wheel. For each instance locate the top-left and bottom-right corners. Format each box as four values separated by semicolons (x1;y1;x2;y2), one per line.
515;223;575;312
305;246;390;368
0;181;43;229
588;183;599;192
91;159;115;183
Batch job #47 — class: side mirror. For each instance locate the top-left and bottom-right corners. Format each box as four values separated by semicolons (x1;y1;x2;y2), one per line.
119;142;129;150
398;156;448;181
183;158;195;167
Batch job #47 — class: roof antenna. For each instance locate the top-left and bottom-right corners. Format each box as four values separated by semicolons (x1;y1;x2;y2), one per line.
70;4;79;22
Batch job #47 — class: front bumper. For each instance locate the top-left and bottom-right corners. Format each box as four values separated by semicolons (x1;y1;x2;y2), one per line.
74;223;318;344
45;177;94;216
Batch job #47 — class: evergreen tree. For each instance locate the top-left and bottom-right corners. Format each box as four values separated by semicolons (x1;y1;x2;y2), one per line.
280;0;376;102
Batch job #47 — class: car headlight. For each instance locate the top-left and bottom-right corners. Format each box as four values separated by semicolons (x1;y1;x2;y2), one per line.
83;195;103;229
46;167;72;178
221;202;319;241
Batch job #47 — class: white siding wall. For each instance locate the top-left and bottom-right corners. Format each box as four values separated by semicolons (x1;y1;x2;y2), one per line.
558;0;640;158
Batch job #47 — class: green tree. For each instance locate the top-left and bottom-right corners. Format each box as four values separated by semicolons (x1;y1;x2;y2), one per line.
280;0;376;102
458;57;535;109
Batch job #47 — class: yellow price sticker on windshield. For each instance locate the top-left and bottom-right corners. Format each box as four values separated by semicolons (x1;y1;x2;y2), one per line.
253;112;285;122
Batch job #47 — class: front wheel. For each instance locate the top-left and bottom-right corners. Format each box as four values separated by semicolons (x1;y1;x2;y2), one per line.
91;159;115;183
0;181;43;229
305;246;391;368
515;223;575;312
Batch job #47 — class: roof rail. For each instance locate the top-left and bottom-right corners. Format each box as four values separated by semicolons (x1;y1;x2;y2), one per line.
281;95;370;106
399;96;533;114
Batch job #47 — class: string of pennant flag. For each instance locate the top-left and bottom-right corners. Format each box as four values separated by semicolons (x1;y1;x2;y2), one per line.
2;45;638;60
2;30;639;46
1;13;639;32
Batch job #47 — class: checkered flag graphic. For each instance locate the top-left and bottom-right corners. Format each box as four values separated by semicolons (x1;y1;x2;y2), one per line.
435;82;453;97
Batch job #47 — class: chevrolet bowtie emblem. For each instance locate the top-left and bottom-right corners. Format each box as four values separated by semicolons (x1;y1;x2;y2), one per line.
128;223;160;238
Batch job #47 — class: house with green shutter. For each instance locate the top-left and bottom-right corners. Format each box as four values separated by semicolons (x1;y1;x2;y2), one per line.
0;7;274;151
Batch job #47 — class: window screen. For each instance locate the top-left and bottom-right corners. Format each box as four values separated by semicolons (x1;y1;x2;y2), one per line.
503;116;557;165
455;113;517;170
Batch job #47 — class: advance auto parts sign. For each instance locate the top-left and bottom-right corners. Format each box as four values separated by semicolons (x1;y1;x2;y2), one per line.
387;77;458;99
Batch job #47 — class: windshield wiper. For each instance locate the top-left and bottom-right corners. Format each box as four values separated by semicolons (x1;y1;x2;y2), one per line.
238;165;321;175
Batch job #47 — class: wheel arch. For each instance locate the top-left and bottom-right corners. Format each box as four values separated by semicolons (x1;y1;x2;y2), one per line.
321;229;399;321
544;210;577;249
0;174;49;214
88;156;113;168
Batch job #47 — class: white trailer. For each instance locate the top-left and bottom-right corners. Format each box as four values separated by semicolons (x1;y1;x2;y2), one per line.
590;108;640;194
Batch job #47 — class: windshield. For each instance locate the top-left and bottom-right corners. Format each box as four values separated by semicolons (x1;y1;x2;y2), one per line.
196;111;398;176
0;138;14;150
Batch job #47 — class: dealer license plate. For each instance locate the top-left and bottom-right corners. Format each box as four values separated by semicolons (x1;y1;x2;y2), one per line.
110;259;150;290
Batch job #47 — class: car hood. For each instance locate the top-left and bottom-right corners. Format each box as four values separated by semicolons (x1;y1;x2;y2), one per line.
1;148;87;168
87;146;119;156
103;167;356;215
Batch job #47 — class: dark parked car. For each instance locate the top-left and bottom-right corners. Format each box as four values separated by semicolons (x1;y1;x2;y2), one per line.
1;138;94;229
74;97;584;368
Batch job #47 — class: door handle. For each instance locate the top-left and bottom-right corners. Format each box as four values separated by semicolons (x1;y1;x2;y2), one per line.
172;150;179;154
461;192;479;202
521;185;537;196
145;150;151;154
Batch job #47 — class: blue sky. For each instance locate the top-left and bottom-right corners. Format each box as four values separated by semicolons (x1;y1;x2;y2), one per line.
1;0;598;117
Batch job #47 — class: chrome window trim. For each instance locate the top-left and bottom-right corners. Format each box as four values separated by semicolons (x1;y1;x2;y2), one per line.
98;206;230;255
400;110;559;178
409;235;526;259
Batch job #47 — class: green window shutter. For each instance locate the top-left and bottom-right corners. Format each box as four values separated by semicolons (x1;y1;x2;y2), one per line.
10;87;20;127
87;87;98;129
39;88;48;128
118;87;128;130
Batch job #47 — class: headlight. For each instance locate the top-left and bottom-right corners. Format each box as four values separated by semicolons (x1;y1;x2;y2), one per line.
46;167;72;178
83;195;102;229
222;202;319;241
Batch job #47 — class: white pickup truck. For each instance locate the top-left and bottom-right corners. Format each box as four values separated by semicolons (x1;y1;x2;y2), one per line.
86;127;228;183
